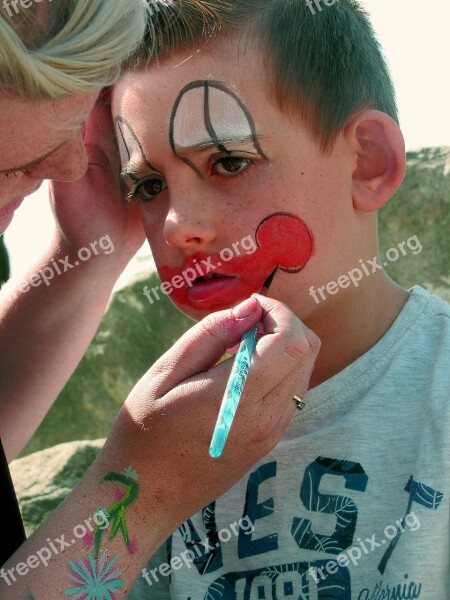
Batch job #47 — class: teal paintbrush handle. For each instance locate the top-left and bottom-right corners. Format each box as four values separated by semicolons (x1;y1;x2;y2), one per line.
209;324;259;458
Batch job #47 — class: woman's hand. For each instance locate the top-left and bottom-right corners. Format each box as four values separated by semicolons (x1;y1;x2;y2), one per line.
1;296;319;599
104;294;320;529
49;91;145;276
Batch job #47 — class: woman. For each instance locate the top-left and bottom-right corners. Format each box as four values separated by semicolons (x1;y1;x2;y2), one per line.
0;1;318;597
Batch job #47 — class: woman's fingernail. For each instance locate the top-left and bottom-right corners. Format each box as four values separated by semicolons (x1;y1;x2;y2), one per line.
233;297;259;320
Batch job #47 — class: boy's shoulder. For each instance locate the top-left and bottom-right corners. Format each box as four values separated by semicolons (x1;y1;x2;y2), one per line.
387;285;450;409
406;285;450;332
307;285;450;409
383;285;450;370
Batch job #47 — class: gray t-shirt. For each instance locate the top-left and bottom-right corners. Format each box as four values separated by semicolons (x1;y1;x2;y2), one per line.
130;286;450;599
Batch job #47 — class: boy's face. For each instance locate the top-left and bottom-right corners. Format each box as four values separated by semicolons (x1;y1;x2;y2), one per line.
113;35;357;321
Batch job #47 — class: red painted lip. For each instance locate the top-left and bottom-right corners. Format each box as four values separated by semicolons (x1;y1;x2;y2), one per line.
159;213;315;313
0;197;24;217
187;275;240;308
187;275;259;311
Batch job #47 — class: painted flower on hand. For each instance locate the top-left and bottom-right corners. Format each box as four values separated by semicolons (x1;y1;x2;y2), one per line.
65;552;124;600
123;466;138;481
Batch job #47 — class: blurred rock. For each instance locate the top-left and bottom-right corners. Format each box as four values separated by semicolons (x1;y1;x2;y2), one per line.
21;270;192;456
379;146;450;302
10;439;105;536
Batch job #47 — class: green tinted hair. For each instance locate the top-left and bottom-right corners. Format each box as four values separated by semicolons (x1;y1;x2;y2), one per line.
126;0;399;151
0;0;147;100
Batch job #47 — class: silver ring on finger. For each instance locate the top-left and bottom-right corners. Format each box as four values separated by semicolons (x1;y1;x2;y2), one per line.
293;395;305;411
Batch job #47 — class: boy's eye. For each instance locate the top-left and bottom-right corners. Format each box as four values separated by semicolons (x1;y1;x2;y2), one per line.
134;177;167;201
212;157;253;176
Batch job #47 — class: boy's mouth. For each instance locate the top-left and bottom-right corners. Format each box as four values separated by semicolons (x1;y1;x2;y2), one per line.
158;212;315;312
188;273;241;308
195;273;227;283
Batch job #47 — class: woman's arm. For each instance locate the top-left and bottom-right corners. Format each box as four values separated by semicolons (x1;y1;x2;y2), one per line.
0;97;145;460
0;296;319;599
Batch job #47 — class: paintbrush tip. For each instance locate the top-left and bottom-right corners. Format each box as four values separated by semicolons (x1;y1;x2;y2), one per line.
261;268;277;294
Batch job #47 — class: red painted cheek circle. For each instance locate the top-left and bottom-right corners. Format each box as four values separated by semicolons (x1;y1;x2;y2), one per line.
155;212;314;311
255;212;313;272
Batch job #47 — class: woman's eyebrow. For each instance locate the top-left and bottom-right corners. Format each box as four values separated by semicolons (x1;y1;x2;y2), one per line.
0;140;66;175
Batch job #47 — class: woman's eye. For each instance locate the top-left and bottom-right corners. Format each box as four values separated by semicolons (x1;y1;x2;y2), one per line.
135;177;167;201
1;170;27;181
213;157;252;176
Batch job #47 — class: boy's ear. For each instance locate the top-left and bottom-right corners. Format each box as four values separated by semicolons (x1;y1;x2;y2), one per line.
344;110;405;212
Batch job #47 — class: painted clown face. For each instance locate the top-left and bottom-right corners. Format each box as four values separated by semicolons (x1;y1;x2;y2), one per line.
113;35;354;321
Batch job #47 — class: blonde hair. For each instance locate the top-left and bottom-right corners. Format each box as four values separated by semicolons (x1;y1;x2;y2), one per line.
0;0;147;100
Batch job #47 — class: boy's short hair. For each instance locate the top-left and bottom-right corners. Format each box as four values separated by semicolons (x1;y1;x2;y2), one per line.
126;0;398;152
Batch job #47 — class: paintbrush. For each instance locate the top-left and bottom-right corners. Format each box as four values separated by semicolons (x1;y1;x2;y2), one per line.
209;269;277;458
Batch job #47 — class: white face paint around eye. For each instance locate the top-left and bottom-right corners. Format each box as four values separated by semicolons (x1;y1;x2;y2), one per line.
116;117;140;168
169;80;267;163
114;80;267;185
171;86;210;149
208;85;255;142
171;82;253;149
116;116;162;181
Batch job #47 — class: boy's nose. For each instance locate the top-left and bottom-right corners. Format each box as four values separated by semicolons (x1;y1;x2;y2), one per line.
163;205;217;251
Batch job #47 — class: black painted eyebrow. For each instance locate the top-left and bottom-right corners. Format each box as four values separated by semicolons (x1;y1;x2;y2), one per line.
173;135;263;153
115;116;161;175
120;157;163;181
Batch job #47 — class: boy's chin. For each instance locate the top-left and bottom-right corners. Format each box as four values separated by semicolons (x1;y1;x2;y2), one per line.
173;299;244;322
174;302;228;322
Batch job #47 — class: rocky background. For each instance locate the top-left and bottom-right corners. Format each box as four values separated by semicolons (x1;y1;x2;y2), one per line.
6;146;450;534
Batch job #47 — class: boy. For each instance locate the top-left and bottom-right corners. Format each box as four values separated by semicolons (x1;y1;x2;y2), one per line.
113;0;450;597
